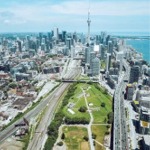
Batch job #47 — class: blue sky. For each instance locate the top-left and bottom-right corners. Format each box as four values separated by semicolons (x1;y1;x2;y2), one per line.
0;0;149;33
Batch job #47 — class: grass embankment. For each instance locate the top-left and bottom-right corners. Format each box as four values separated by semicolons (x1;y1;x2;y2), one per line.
62;126;90;150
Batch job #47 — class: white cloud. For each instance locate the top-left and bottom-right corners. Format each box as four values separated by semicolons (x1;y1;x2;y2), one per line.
0;0;149;23
3;19;10;24
0;0;149;32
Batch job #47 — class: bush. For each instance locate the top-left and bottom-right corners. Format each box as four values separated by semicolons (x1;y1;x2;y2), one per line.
103;89;108;94
64;117;89;124
61;133;65;139
92;133;97;139
9;82;17;89
78;106;87;113
57;141;63;146
83;136;89;141
105;131;110;135
107;112;114;124
101;102;105;107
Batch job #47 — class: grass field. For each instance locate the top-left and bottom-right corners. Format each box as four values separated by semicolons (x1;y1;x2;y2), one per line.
92;125;108;150
85;84;112;123
62;83;90;121
62;126;90;150
62;83;112;123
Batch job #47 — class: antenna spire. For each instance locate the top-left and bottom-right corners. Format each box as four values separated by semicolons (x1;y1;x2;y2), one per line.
87;2;91;46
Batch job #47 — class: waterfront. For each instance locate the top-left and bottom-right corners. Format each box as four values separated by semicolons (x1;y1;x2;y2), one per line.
126;39;150;63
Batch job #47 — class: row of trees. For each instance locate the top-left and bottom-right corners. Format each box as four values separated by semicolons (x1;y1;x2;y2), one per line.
44;83;78;150
65;117;89;124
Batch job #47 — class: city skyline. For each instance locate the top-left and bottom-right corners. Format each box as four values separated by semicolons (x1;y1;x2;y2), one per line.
0;0;149;33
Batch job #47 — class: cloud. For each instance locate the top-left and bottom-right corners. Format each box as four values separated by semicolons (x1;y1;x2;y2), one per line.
3;19;10;24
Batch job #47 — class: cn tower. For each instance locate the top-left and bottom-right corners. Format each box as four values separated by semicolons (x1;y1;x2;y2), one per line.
87;9;91;46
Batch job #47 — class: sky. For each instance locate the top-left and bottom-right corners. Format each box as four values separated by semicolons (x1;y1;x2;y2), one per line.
0;0;149;33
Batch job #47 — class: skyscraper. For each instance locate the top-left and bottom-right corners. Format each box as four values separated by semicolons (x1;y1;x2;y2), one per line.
85;47;91;64
129;65;140;83
91;57;100;76
106;53;111;73
53;27;59;40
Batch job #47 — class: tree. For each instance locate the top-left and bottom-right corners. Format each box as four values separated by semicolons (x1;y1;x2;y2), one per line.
101;102;105;107
107;112;114;124
92;133;97;139
83;136;89;141
9;82;17;89
103;89;108;94
57;141;63;146
78;106;87;113
61;133;65;140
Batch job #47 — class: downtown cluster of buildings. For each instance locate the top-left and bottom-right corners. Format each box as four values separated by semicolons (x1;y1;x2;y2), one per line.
0;28;84;129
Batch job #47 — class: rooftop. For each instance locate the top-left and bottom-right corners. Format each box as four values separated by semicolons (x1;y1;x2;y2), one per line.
140;120;149;128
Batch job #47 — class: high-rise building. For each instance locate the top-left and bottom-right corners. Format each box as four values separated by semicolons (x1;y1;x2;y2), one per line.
106;53;111;73
91;57;100;76
108;41;113;54
66;38;71;50
85;47;91;64
53;27;59;40
90;51;96;66
17;40;22;52
126;84;135;100
39;32;43;45
62;31;67;42
100;44;105;60
129;65;140;83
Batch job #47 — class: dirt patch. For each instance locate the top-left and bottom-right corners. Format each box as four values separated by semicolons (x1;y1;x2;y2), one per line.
0;137;24;150
81;142;90;150
69;131;83;137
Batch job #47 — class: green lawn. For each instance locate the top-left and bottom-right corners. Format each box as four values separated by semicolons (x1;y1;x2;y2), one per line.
62;83;112;123
62;126;90;150
62;83;90;121
92;125;108;150
85;84;112;123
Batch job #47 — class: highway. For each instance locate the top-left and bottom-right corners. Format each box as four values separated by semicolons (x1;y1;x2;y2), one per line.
27;83;69;150
113;59;130;150
0;59;81;147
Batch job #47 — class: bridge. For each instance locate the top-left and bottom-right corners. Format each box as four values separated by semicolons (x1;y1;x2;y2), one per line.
61;79;98;83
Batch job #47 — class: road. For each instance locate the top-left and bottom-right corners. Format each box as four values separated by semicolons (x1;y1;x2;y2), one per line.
0;59;81;145
113;59;130;150
27;83;69;150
